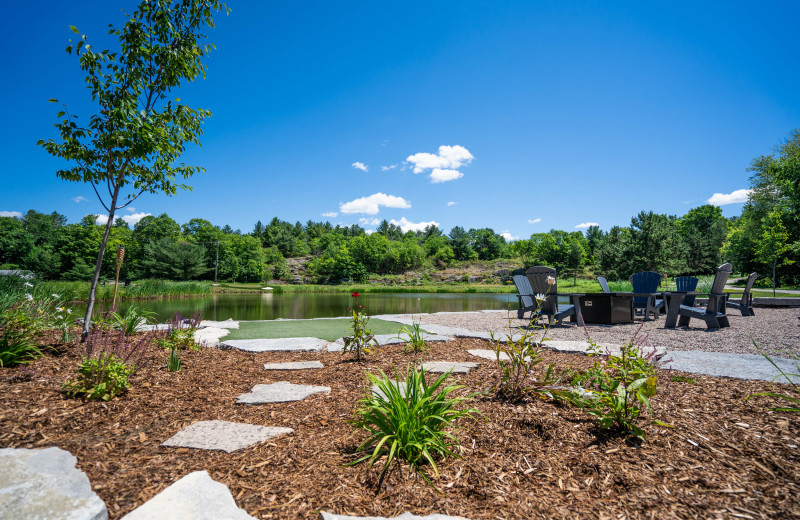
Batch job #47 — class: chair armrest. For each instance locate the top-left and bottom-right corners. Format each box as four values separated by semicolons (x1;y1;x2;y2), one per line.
558;293;585;297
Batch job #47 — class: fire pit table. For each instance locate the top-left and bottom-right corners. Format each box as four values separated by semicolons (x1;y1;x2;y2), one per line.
578;293;635;324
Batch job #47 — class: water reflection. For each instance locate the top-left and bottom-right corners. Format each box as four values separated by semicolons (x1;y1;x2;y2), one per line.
77;292;518;322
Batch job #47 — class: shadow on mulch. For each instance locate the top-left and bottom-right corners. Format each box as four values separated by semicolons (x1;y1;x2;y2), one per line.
1;334;799;519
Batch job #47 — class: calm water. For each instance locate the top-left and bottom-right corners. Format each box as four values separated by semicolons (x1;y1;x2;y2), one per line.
75;292;519;322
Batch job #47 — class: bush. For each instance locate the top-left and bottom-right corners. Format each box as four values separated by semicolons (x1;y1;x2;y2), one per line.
0;324;43;367
350;364;480;489
63;353;134;401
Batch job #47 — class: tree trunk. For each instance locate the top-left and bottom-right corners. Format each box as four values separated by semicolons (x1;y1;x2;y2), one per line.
772;260;777;298
81;186;120;342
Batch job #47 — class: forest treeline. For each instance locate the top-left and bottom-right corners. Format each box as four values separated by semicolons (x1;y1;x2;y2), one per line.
2;130;798;286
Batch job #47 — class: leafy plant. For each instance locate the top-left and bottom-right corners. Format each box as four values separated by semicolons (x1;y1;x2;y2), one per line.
396;320;427;353
567;333;660;441
0;323;44;367
165;345;182;372
350;364;480;489
63;353;134;401
747;340;800;412
109;305;156;336
342;292;377;361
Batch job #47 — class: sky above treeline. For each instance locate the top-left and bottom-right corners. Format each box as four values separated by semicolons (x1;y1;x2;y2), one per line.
2;1;799;240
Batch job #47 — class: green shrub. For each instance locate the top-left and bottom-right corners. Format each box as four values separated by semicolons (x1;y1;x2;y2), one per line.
567;336;660;441
342;293;377;361
63;353;134;401
0;324;44;367
397;320;427;353
350;364;480;489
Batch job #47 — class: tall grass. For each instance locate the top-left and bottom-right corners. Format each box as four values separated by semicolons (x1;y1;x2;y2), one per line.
36;279;212;302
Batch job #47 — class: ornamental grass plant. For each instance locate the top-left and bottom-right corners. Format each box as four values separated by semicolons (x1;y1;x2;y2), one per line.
350;364;480;489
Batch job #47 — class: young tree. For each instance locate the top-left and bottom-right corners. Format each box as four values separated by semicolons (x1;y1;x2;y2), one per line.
756;209;794;296
39;1;228;340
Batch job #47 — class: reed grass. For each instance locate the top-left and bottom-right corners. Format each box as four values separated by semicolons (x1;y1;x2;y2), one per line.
36;280;212;302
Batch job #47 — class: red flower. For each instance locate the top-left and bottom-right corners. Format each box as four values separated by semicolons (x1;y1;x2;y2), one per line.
359;305;365;309
351;292;360;298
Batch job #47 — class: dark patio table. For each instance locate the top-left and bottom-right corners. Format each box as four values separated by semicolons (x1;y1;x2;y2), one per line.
661;291;698;328
578;293;634;324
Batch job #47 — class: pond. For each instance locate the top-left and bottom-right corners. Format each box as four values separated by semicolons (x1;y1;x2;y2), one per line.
75;292;520;322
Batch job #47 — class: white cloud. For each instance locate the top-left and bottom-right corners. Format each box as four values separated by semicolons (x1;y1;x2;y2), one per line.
96;212;151;226
406;145;473;173
72;195;88;203
501;230;518;242
352;161;368;172
0;211;22;218
575;222;599;229
359;217;380;227
126;207;137;213
389;217;440;233
430;168;464;183
447;201;456;207
528;218;541;224
340;192;411;215
380;164;397;171
707;189;752;206
321;211;338;218
365;228;376;235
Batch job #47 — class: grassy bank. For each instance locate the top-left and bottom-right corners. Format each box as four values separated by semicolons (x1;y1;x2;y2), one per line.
37;280;212;303
214;282;517;294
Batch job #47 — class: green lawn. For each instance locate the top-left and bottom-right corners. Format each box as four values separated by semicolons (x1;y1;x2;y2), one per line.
224;318;426;341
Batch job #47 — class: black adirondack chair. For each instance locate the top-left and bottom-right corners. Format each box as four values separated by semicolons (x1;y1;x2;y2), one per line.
513;274;537;319
597;276;611;293
670;263;733;329
674;276;699;307
726;272;758;316
629;271;665;320
524;266;584;326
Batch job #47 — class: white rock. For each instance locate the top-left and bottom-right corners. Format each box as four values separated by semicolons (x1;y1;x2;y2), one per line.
220;337;329;352
420;361;479;374
0;446;108;520
122;471;255;520
161;420;293;453
236;382;331;404
264;361;324;370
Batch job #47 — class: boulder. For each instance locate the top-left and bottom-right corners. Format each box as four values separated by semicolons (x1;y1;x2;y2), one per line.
0;446;108;520
121;471;255;520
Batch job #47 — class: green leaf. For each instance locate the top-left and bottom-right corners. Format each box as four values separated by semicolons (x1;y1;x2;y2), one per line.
69;25;79;34
48;98;58;103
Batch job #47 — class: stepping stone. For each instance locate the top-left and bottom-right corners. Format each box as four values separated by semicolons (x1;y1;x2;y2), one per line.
420;361;480;374
122;470;255;520
468;349;509;361
162;420;292;453
370;380;408;401
193;326;230;348
199;319;240;329
661;351;800;383
0;446;108;520
235;382;331;404
320;512;473;520
264;361;324;370
220;337;329;352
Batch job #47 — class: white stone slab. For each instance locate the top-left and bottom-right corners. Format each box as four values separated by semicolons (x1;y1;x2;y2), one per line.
467;349;510;361
235;382;331;405
320;512;473;520
161;420;293;453
264;361;324;370
0;447;108;520
199;319;240;329
370;380;408;401
122;471;254;520
420;361;480;374
193;327;230;348
220;337;329;352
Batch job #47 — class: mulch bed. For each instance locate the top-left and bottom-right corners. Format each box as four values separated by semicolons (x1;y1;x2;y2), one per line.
1;333;799;520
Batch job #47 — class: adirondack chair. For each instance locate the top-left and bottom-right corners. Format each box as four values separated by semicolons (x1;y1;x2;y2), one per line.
629;271;665;320
726;272;757;316
671;263;733;329
512;274;537;319
674;276;699;307
524;266;584;326
597;276;611;293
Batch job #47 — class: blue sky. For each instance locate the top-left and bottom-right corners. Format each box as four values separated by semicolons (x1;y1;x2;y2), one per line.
2;1;799;240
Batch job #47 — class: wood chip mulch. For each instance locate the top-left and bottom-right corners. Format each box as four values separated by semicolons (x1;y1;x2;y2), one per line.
1;333;799;520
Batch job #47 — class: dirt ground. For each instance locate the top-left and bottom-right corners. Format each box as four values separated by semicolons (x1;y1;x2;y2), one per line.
1;333;799;519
